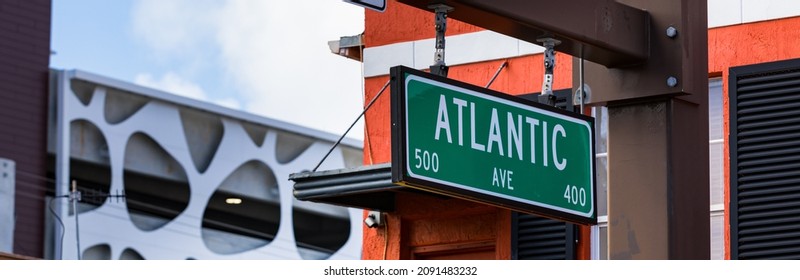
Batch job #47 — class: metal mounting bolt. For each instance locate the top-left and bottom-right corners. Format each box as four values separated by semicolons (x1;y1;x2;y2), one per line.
667;76;678;87
573;83;591;106
666;26;678;38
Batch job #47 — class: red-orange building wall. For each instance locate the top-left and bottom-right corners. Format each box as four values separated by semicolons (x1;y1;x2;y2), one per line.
360;1;580;260
361;0;800;260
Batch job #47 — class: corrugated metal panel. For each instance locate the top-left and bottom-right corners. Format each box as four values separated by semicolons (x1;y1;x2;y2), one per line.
290;163;402;212
731;58;800;260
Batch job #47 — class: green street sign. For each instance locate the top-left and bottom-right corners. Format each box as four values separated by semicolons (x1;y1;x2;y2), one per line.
390;66;596;225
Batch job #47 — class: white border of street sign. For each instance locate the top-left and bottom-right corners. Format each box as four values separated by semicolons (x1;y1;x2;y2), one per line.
404;75;595;218
390;66;597;225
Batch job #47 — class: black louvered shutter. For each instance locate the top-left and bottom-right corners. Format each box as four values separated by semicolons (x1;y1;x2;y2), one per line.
730;58;800;259
511;89;578;260
512;212;577;259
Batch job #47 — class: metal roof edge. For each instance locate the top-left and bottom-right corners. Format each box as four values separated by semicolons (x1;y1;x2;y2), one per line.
54;68;363;149
290;163;399;211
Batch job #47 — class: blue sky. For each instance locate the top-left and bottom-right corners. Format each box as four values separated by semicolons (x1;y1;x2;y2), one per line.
51;0;366;140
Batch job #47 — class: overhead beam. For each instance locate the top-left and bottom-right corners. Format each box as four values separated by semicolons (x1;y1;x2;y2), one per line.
397;0;650;68
399;0;707;105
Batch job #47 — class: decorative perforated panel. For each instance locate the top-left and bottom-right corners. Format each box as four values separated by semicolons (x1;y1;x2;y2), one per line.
50;70;363;260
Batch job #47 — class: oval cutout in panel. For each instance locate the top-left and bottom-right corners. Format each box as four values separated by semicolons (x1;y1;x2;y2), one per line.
201;160;280;254
275;131;314;164
104;88;149;124
293;199;351;259
69;120;112;215
179;108;224;173
119;248;145;260
70;79;95;106
243;122;268;147
82;244;111;260
124;133;190;231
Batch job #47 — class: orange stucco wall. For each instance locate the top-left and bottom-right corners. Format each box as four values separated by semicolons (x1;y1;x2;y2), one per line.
364;0;482;48
708;16;800;260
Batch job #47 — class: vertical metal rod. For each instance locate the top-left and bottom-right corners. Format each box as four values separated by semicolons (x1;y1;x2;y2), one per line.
537;38;560;106
54;71;71;260
579;48;585;113
432;7;447;66
590;225;600;259
71;180;81;260
382;213;389;260
541;40;556;96
429;4;453;77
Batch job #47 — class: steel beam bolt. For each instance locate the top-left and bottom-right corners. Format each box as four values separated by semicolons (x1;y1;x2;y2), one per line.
666;26;678;38
667;76;678;87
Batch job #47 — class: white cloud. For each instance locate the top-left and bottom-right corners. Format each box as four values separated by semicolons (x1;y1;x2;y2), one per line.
135;72;207;100
130;0;365;140
134;71;242;110
131;0;220;55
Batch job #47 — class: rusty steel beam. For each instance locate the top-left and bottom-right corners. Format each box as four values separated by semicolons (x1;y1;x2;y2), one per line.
578;0;709;105
396;0;710;260
397;0;650;68
399;0;707;104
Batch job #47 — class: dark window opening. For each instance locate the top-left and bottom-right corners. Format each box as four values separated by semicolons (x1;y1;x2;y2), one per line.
293;206;350;257
202;190;280;243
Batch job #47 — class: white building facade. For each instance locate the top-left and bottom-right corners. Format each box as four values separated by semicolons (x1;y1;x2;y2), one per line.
46;69;363;260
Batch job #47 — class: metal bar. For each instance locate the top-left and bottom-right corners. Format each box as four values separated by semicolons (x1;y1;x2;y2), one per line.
294;171;390;190
54;70;71;260
0;159;14;254
579;48;585;113
538;38;559;106
295;179;399;199
398;0;649;67
430;4;453;77
485;60;507;88
71;180;81;260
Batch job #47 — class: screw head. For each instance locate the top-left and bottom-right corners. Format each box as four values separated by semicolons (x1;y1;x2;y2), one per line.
666;26;678;38
667;76;678;87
